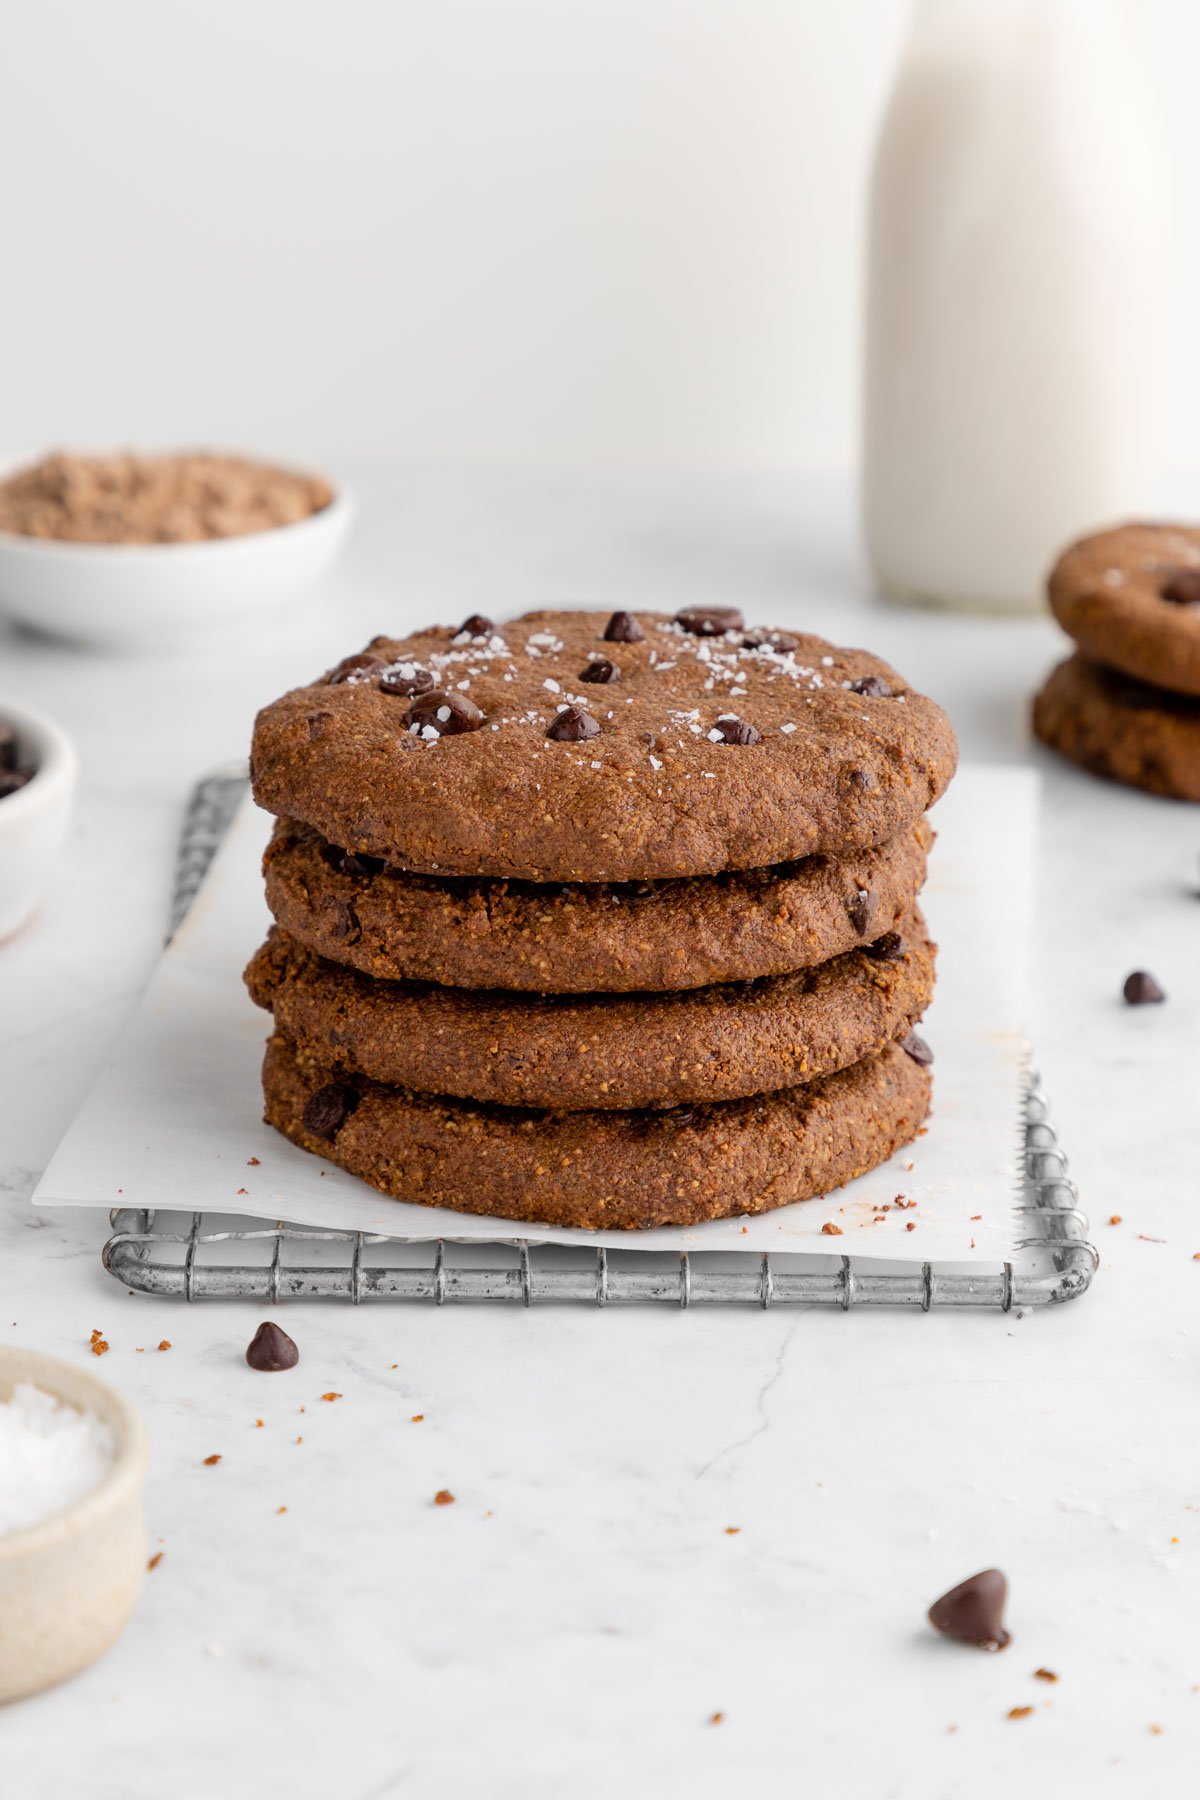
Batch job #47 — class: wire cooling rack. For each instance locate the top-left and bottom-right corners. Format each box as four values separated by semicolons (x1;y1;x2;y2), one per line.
103;768;1096;1310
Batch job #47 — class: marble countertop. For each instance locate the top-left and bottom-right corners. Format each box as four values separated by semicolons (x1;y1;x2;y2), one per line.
2;471;1197;1797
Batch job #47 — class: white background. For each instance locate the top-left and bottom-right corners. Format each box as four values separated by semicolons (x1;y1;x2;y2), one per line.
1;0;1195;475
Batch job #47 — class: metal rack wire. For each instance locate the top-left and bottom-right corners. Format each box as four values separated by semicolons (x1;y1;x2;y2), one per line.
103;768;1096;1310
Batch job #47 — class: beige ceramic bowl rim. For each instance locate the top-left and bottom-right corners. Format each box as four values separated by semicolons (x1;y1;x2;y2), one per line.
0;453;349;560
0;1346;149;1562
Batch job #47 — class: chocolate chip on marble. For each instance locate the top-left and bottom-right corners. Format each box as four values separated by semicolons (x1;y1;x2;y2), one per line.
708;715;761;745
0;722;16;770
901;1031;933;1067
579;657;620;684
1161;569;1200;606
847;888;874;935
865;931;904;961
1123;969;1165;1005
301;1083;358;1140
742;628;798;652
546;704;600;742
379;664;435;698
246;1321;300;1372
456;613;495;639
327;652;384;685
675;606;744;637
849;675;892;698
405;690;487;736
320;842;386;878
928;1569;1010;1651
603;611;644;643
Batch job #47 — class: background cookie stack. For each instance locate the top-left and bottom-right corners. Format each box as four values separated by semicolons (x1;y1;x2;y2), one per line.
246;608;957;1230
1035;524;1200;800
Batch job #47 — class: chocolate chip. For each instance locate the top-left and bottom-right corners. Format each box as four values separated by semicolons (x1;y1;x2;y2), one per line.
849;675;892;698
1161;569;1200;606
742;628;798;652
320;842;385;878
675;606;744;637
0;722;16;771
0;767;33;800
846;767;876;790
603;611;644;643
245;1321;300;1372
902;1031;933;1067
579;658;620;684
847;888;874;935
405;690;487;736
928;1569;1010;1651
379;664;435;698
546;704;600;742
1123;969;1165;1005
865;931;904;961
456;613;495;638
301;1083;358;1140
327;652;384;685
709;716;761;745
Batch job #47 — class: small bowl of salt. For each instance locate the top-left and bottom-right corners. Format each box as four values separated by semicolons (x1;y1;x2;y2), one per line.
0;1347;148;1703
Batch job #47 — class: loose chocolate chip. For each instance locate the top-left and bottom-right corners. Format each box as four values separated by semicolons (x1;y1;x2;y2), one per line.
847;888;874;935
246;1321;300;1372
1123;969;1165;1005
301;1083;358;1140
546;704;601;742
405;690;487;736
379;664;435;698
0;722;16;770
603;610;644;643
928;1569;1010;1651
865;931;904;961
675;606;744;637
709;716;761;745
902;1031;933;1067
742;628;798;652
0;767;33;800
579;657;620;684
327;652;384;685
849;675;892;698
320;842;385;878
456;613;495;638
1161;569;1200;606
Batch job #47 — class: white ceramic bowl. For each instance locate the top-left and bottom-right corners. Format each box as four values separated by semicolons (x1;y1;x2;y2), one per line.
0;466;353;647
0;701;75;941
0;1347;149;1704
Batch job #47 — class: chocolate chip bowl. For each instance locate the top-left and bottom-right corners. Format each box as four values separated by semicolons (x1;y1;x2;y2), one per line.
0;701;75;940
0;450;352;647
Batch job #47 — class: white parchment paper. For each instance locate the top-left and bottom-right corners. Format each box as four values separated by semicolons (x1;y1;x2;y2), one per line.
34;765;1037;1258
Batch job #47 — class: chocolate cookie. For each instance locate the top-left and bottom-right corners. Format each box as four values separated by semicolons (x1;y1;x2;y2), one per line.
245;912;935;1111
261;1033;932;1229
1048;523;1200;697
263;816;932;993
1033;653;1200;800
251;610;957;881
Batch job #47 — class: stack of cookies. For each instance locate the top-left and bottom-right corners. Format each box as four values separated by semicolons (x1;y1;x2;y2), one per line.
1035;523;1200;800
246;608;957;1230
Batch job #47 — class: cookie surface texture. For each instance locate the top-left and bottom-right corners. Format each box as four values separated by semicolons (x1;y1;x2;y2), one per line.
251;610;958;881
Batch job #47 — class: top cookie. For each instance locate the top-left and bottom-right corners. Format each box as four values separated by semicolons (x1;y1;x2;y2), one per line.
1048;523;1200;697
251;608;957;882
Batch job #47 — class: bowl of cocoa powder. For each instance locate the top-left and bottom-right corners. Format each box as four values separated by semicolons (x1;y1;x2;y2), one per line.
0;450;352;646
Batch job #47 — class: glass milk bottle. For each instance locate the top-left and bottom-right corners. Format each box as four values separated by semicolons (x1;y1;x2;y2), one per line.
862;0;1168;612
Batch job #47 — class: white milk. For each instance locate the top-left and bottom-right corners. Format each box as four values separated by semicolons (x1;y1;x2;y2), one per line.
862;0;1168;612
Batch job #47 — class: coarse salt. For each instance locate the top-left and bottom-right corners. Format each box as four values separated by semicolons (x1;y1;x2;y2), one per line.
0;1383;115;1534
